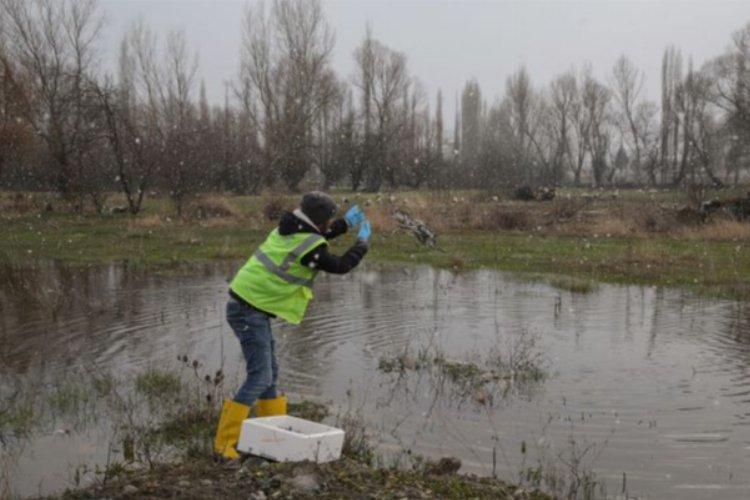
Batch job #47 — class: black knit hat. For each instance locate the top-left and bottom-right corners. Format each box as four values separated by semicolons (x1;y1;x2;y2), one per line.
300;191;338;228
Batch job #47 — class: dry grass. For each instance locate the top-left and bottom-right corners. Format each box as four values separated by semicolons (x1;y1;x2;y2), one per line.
342;190;750;246
185;194;238;219
359;193;750;243
260;191;293;221
0;192;41;215
128;214;169;228
472;206;531;231
586;218;635;237
675;219;750;241
365;193;534;233
4;189;749;245
197;216;246;228
367;205;399;232
546;198;589;222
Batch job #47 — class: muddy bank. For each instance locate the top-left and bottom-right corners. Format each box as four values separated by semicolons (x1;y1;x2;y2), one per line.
50;455;547;500
33;398;547;499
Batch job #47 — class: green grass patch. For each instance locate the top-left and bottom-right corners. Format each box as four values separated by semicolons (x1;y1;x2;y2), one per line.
434;358;484;385
287;400;330;423
1;195;749;299
546;275;598;294
135;370;182;399
368;231;750;299
151;407;217;448
49;383;93;416
0;404;35;440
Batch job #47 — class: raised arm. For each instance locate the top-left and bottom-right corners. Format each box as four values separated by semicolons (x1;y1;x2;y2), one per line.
300;241;368;274
323;219;348;240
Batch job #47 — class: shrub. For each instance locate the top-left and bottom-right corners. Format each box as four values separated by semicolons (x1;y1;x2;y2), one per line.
482;207;530;231
187;195;237;219
262;193;289;221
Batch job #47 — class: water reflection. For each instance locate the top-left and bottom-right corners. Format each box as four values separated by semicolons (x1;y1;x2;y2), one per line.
1;261;750;498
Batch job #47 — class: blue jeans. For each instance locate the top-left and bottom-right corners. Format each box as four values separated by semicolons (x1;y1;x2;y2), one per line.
226;298;278;406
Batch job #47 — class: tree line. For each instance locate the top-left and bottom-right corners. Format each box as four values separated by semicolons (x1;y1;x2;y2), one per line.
460;45;750;191
0;0;748;214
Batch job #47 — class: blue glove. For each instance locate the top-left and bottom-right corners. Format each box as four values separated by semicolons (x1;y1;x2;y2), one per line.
357;220;372;243
344;204;366;227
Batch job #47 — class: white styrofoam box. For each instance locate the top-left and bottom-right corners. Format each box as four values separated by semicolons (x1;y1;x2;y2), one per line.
237;416;345;463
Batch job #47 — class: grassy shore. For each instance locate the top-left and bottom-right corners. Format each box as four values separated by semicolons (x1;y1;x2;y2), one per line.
1;189;749;299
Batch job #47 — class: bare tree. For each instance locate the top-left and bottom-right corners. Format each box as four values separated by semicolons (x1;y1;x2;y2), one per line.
711;22;750;184
568;71;589;186
505;67;551;185
478;100;514;189
611;55;647;183
354;32;410;191
460;79;482;180
123;21;200;215
351;25;375;191
635;99;661;185
238;0;337;191
314;79;351;189
0;52;37;188
94;35;157;215
581;72;612;187
435;89;444;162
660;46;683;184
678;64;724;186
453;93;461;155
161;30;200;212
546;71;577;185
323;89;357;189
713;23;750;139
399;82;433;188
213;82;262;193
0;0;104;206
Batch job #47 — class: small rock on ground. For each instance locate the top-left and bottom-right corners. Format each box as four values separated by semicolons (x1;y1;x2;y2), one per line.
288;473;320;493
425;457;462;475
122;484;138;495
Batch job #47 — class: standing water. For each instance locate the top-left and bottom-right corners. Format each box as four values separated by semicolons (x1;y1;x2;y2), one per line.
1;261;750;499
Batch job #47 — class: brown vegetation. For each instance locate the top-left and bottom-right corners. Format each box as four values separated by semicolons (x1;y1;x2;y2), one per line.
4;189;749;244
262;192;293;221
0;191;42;215
362;191;750;241
185;195;238;220
127;214;169;229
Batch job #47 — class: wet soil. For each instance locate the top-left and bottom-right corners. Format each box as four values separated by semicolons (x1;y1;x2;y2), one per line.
50;456;548;500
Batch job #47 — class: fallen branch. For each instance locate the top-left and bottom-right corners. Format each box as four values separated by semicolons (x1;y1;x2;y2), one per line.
393;211;437;247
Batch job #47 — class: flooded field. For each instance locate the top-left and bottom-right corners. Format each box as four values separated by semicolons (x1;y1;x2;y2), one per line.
2;261;750;499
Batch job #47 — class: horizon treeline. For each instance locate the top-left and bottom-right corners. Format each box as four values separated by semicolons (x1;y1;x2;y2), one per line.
0;0;749;214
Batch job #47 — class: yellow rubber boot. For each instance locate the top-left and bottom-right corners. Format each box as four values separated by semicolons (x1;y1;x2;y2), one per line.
213;399;250;459
255;395;287;417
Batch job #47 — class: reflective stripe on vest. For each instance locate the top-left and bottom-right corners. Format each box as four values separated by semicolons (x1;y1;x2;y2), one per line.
253;233;323;288
279;233;325;271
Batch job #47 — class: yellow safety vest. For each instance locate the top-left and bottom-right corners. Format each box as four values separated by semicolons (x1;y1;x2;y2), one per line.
229;229;326;325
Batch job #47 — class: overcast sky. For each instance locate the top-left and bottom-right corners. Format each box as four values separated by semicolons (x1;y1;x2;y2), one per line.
99;0;750;123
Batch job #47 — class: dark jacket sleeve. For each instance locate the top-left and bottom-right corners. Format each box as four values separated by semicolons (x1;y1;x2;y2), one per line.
300;241;368;274
323;218;348;240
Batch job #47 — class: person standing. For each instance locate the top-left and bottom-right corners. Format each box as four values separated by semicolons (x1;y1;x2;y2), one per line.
214;192;371;459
